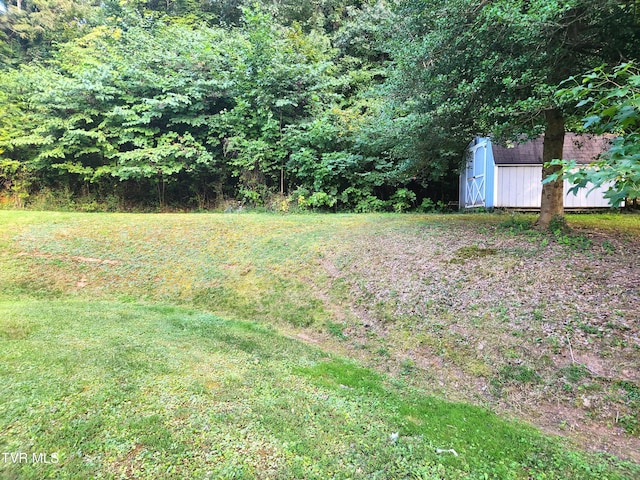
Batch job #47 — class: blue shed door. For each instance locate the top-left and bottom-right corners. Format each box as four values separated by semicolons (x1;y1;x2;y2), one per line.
464;140;489;208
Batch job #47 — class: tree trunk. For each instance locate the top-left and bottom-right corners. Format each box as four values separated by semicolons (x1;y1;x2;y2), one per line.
537;109;565;229
280;165;284;195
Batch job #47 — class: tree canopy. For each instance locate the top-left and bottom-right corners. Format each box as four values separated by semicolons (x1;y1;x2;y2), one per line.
0;0;638;213
550;62;640;207
387;0;640;224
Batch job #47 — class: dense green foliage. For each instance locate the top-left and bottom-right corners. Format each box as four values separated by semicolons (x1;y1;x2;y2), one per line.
389;0;639;139
387;0;639;222
550;62;640;206
0;0;638;210
0;1;416;210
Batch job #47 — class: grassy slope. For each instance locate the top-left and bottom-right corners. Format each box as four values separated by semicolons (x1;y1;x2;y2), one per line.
0;211;638;479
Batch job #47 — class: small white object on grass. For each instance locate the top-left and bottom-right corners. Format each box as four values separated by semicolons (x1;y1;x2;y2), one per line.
389;432;399;443
436;448;458;457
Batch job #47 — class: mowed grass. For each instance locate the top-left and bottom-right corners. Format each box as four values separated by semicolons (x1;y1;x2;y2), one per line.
0;211;360;326
1;299;636;479
0;210;639;478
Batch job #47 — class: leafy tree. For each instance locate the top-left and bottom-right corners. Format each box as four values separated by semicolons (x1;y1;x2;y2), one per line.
207;0;376;31
0;24;239;205
388;0;639;226
0;8;353;207
215;7;342;204
283;105;401;209
550;62;640;206
0;0;101;62
0;0;439;210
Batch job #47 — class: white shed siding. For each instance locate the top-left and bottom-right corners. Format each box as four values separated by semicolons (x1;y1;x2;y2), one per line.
495;165;616;208
496;166;542;208
493;163;499;207
563;177;615;208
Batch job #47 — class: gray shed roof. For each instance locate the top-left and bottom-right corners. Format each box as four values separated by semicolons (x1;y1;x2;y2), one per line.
491;133;613;165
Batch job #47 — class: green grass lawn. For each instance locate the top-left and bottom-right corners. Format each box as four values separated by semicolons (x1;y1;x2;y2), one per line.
1;211;639;479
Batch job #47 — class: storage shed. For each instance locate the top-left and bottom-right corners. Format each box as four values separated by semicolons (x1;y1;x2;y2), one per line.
459;134;616;209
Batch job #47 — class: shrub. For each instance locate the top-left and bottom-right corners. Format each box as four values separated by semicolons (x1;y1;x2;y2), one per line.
390;188;416;213
307;191;337;210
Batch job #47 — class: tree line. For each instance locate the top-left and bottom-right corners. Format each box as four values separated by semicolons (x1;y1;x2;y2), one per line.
0;0;638;223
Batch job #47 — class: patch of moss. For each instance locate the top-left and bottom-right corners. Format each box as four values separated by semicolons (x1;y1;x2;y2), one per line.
449;245;497;264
